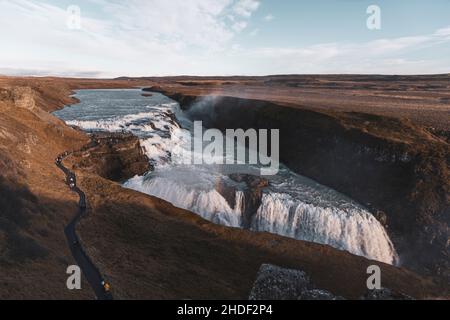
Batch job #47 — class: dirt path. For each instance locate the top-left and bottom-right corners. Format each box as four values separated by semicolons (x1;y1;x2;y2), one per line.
56;152;113;300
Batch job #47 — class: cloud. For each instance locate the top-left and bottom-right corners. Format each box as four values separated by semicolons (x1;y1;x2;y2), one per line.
96;0;236;49
232;21;248;32
0;0;448;76
224;29;450;75
233;0;260;17
264;14;274;21
0;0;261;76
435;27;450;39
0;67;103;78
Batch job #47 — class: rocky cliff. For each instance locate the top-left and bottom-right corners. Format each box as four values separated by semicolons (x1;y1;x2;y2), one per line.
153;89;449;281
67;132;151;182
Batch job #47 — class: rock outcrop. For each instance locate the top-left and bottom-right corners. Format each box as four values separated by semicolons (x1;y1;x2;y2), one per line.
215;174;269;228
250;264;417;300
68;132;151;182
249;264;343;300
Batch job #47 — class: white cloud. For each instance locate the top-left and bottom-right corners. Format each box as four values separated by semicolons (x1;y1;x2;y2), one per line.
223;30;450;75
0;0;448;76
0;0;261;76
97;0;236;49
264;14;274;21
435;27;450;35
0;67;103;78
233;0;260;17
232;21;248;32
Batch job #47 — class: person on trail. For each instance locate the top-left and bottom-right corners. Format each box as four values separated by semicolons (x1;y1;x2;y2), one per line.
68;175;76;189
101;281;111;293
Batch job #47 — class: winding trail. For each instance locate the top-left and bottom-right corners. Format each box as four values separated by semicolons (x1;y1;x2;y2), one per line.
56;151;113;300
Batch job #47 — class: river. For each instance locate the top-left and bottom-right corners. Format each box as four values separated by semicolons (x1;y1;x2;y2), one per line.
53;88;399;265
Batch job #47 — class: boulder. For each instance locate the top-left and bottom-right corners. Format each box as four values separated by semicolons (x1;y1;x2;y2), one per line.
249;264;311;300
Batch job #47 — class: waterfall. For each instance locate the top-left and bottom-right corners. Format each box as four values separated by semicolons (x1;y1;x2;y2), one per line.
55;89;399;266
251;193;398;265
124;175;244;227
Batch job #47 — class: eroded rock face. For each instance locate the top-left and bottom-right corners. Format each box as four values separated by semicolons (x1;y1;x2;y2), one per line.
0;87;36;110
249;264;343;300
69;132;151;182
230;174;269;229
249;264;311;300
249;264;417;300
215;174;269;229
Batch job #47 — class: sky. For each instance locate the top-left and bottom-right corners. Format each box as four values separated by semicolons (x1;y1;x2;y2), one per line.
0;0;449;77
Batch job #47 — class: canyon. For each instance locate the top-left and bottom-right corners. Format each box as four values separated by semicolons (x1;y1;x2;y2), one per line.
148;75;449;280
0;75;448;299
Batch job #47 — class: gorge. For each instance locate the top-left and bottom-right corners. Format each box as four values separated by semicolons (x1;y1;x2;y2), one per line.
1;75;447;299
54;88;399;266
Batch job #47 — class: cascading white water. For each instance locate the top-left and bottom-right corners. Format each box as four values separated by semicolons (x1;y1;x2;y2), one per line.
251;193;398;264
124;171;398;264
54;89;399;265
125;174;243;227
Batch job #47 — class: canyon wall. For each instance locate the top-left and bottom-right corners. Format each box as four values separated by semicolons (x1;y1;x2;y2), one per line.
158;91;449;280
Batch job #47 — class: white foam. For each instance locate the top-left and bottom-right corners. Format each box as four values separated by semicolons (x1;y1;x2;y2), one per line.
66;111;155;131
251;193;398;264
124;175;243;227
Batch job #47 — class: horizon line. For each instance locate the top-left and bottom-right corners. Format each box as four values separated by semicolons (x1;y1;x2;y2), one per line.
1;72;450;80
